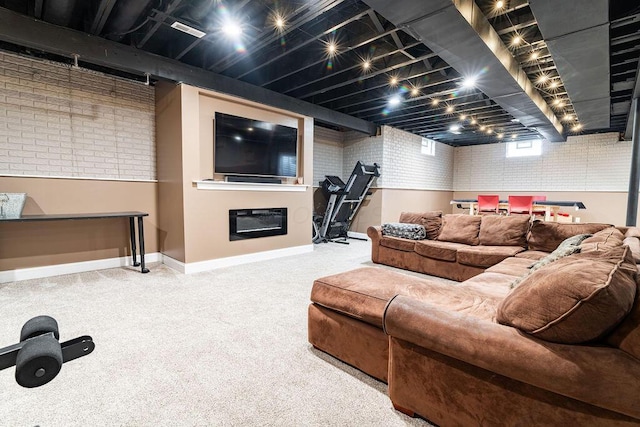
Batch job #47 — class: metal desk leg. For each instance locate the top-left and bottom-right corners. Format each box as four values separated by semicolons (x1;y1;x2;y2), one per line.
137;216;150;273
129;217;140;267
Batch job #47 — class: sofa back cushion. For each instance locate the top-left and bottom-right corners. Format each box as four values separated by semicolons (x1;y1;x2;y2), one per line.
398;211;442;240
496;246;637;344
606;285;640;359
527;221;613;252
579;228;624;253
479;215;530;246
436;214;481;245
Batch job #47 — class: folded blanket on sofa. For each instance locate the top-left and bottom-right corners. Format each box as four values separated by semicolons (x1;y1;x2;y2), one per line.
381;222;426;240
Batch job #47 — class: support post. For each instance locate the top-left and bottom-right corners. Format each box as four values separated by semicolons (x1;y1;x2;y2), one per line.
626;98;640;226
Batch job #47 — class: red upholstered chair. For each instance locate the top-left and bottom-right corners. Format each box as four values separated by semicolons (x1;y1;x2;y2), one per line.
477;195;500;214
508;195;534;215
532;195;547;217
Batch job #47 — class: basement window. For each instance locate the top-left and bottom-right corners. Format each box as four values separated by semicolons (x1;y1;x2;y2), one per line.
506;140;542;158
421;138;436;156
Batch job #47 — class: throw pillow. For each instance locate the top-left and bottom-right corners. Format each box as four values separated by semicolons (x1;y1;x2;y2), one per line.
497;246;637;344
478;215;530;247
580;228;624;253
398;211;442;240
436;214;482;245
381;222;426;240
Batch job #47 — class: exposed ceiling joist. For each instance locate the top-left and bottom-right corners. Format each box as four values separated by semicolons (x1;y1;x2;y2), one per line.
0;7;376;135
362;0;565;142
90;0;117;35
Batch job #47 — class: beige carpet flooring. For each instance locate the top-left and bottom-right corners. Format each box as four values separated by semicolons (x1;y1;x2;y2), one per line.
0;240;446;426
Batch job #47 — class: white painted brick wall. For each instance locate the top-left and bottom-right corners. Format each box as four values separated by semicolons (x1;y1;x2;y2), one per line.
453;132;631;191
381;126;454;190
313;126;343;185
343;130;384;186
0;51;156;180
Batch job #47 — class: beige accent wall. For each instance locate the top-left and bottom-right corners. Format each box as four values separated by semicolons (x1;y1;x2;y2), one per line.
0;177;159;270
347;188;454;233
453;191;640;226
156;83;313;264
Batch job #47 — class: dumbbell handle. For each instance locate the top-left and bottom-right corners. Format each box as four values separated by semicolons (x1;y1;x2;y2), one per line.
0;333;94;371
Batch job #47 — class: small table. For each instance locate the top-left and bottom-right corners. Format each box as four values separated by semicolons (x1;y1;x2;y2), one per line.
533;201;587;222
0;211;150;273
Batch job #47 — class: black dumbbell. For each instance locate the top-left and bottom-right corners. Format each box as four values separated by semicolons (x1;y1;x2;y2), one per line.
0;315;94;388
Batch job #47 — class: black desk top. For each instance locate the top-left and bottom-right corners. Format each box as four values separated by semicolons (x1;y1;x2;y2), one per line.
0;211;148;222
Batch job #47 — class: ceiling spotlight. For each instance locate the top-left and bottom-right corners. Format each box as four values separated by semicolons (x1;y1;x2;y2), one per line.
549;80;559;89
388;96;401;107
389;76;399;86
511;133;517;139
411;87;420;96
470;118;477;125
459;114;467;120
431;98;440;106
445;105;454;113
497;133;504;139
511;35;522;46
362;60;371;70
571;123;583;132
530;51;539;60
222;21;243;37
461;76;477;89
479;125;486;131
562;113;573;121
486;128;493;134
537;74;549;84
496;0;505;9
327;42;337;55
273;13;285;30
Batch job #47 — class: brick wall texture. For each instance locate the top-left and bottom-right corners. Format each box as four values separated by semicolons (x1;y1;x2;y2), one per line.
0;51;156;181
453;132;630;192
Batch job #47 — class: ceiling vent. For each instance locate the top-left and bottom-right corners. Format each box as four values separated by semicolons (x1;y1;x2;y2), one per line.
170;21;206;38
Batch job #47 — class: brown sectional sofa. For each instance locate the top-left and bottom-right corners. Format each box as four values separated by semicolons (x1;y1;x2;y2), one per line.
308;217;640;425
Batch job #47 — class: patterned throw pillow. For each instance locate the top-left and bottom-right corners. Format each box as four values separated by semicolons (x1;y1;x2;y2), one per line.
511;233;593;288
381;222;427;240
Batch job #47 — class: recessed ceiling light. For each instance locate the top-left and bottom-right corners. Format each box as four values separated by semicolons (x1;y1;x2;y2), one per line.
388;96;401;107
562;114;573;121
411;87;420;96
486;128;493;134
459;114;466;120
497;133;504;139
479;125;486;131
327;42;337;55
431;98;440;106
470;118;477;125
362;60;371;70
461;76;477;89
171;21;206;38
530;51;539;60
222;21;243;37
274;16;285;29
445;105;454;113
496;0;504;9
511;35;522;46
571;123;582;132
511;133;517;139
537;74;549;84
549;81;559;89
389;76;399;86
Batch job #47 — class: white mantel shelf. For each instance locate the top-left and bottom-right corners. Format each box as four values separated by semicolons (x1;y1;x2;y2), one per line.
194;180;309;192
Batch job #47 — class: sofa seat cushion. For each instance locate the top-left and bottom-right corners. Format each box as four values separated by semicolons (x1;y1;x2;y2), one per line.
311;267;502;328
380;236;416;252
458;271;518;300
485;257;536;277
527;221;613;252
399;211;442;240
497;246;638;344
514;250;550;261
437;214;481;245
479;215;531;246
457;245;525;268
415;240;468;262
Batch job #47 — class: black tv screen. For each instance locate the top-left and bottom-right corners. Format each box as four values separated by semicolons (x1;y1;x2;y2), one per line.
214;112;298;178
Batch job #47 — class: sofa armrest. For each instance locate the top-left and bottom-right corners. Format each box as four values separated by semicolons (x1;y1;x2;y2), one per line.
384;295;640;419
367;226;382;263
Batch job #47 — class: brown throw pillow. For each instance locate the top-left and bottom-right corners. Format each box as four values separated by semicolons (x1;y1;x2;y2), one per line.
436;214;481;245
497;246;637;344
399;211;442;240
479;215;530;247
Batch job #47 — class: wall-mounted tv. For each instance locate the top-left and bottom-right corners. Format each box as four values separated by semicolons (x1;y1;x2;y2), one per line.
214;112;298;178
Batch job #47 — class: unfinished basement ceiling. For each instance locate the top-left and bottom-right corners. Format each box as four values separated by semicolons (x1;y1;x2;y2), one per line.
0;0;637;146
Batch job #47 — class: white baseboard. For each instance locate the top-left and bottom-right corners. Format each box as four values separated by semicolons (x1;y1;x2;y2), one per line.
0;253;162;284
162;244;314;274
347;231;369;240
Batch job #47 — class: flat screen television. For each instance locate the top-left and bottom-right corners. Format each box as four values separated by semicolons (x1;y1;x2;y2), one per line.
214;112;298;178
